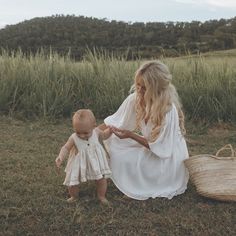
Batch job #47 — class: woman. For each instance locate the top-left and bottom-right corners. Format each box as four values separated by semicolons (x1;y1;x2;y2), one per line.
102;60;189;200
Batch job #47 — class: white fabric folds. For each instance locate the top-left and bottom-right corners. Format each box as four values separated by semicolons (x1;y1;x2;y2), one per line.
63;129;111;186
104;93;189;200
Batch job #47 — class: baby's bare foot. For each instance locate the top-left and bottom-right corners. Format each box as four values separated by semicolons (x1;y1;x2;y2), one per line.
99;198;109;205
67;197;78;203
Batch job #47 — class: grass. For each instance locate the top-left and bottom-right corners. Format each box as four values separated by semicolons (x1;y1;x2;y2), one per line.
1;49;236;122
0;116;236;235
0;49;137;119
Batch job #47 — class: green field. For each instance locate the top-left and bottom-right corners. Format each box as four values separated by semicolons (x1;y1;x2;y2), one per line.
1;49;236;235
0;49;236;122
0;117;236;235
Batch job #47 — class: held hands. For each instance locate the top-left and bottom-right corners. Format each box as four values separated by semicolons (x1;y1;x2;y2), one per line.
110;126;132;139
108;125;149;148
106;126;113;137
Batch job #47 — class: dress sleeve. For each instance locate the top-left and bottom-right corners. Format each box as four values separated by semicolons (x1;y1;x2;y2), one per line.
148;104;182;159
104;93;136;130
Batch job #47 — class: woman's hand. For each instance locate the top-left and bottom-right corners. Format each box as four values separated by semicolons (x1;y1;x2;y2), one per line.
111;127;132;139
111;126;150;149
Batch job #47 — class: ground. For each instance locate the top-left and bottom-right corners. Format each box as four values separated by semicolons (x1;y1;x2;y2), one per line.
0;116;235;236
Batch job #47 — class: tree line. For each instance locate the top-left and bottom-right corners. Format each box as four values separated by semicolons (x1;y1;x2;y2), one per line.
0;15;235;59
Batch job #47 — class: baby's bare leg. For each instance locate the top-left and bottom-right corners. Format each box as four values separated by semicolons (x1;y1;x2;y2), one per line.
96;178;108;203
67;185;79;202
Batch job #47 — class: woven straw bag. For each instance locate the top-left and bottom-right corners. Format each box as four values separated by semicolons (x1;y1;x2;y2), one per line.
184;144;236;202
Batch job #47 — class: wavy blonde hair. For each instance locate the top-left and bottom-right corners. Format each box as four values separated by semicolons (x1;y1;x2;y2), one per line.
133;60;186;141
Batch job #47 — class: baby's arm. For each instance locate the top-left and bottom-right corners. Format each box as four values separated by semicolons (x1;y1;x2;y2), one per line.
55;135;74;168
97;127;112;140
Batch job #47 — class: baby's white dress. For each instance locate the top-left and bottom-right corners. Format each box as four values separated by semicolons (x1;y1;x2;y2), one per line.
104;93;189;200
63;128;111;186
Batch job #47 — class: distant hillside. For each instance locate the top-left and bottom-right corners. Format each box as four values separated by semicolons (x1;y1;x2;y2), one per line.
0;15;236;59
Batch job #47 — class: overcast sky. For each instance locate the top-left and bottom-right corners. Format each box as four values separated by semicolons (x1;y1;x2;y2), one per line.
0;0;236;29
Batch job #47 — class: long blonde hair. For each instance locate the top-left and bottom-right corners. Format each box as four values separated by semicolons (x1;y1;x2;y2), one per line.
133;60;185;141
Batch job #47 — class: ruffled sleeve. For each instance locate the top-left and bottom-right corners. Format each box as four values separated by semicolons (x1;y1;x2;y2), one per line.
104;93;136;130
148;104;182;159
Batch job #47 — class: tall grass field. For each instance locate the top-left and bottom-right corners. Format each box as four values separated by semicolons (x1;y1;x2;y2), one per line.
0;49;236;122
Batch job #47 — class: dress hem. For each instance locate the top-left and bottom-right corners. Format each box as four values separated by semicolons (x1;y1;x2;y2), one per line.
111;176;188;200
63;172;111;186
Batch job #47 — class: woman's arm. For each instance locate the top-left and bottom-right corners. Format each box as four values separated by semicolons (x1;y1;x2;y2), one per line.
111;127;150;149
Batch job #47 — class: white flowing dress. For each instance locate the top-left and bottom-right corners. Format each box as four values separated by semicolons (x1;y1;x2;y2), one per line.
104;93;189;200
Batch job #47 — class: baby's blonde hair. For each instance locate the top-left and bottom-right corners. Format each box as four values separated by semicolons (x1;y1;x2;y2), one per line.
72;109;96;127
134;60;186;141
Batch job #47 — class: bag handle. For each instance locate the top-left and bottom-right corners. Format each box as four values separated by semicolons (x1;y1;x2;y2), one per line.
213;144;236;160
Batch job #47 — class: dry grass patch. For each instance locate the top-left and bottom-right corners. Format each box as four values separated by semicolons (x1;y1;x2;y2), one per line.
0;117;236;235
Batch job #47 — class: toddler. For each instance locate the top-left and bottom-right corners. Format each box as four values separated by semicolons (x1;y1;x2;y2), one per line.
55;109;112;204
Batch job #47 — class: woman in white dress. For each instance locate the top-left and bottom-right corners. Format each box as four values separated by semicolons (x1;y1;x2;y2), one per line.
101;60;189;200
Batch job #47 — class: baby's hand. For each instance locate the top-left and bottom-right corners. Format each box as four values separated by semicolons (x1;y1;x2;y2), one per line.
107;125;115;133
55;157;62;168
107;126;113;134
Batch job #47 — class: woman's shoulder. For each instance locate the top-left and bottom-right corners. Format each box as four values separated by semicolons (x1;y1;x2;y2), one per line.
168;103;178;113
165;104;181;126
126;92;136;102
164;103;178;121
123;93;136;107
116;92;136;110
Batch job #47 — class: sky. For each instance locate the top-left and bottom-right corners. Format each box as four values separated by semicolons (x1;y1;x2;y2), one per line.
0;0;236;29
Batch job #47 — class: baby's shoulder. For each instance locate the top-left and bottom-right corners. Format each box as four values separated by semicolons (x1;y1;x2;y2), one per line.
70;133;77;139
69;133;79;143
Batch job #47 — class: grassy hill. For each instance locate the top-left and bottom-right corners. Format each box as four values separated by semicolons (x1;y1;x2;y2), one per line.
0;15;236;59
